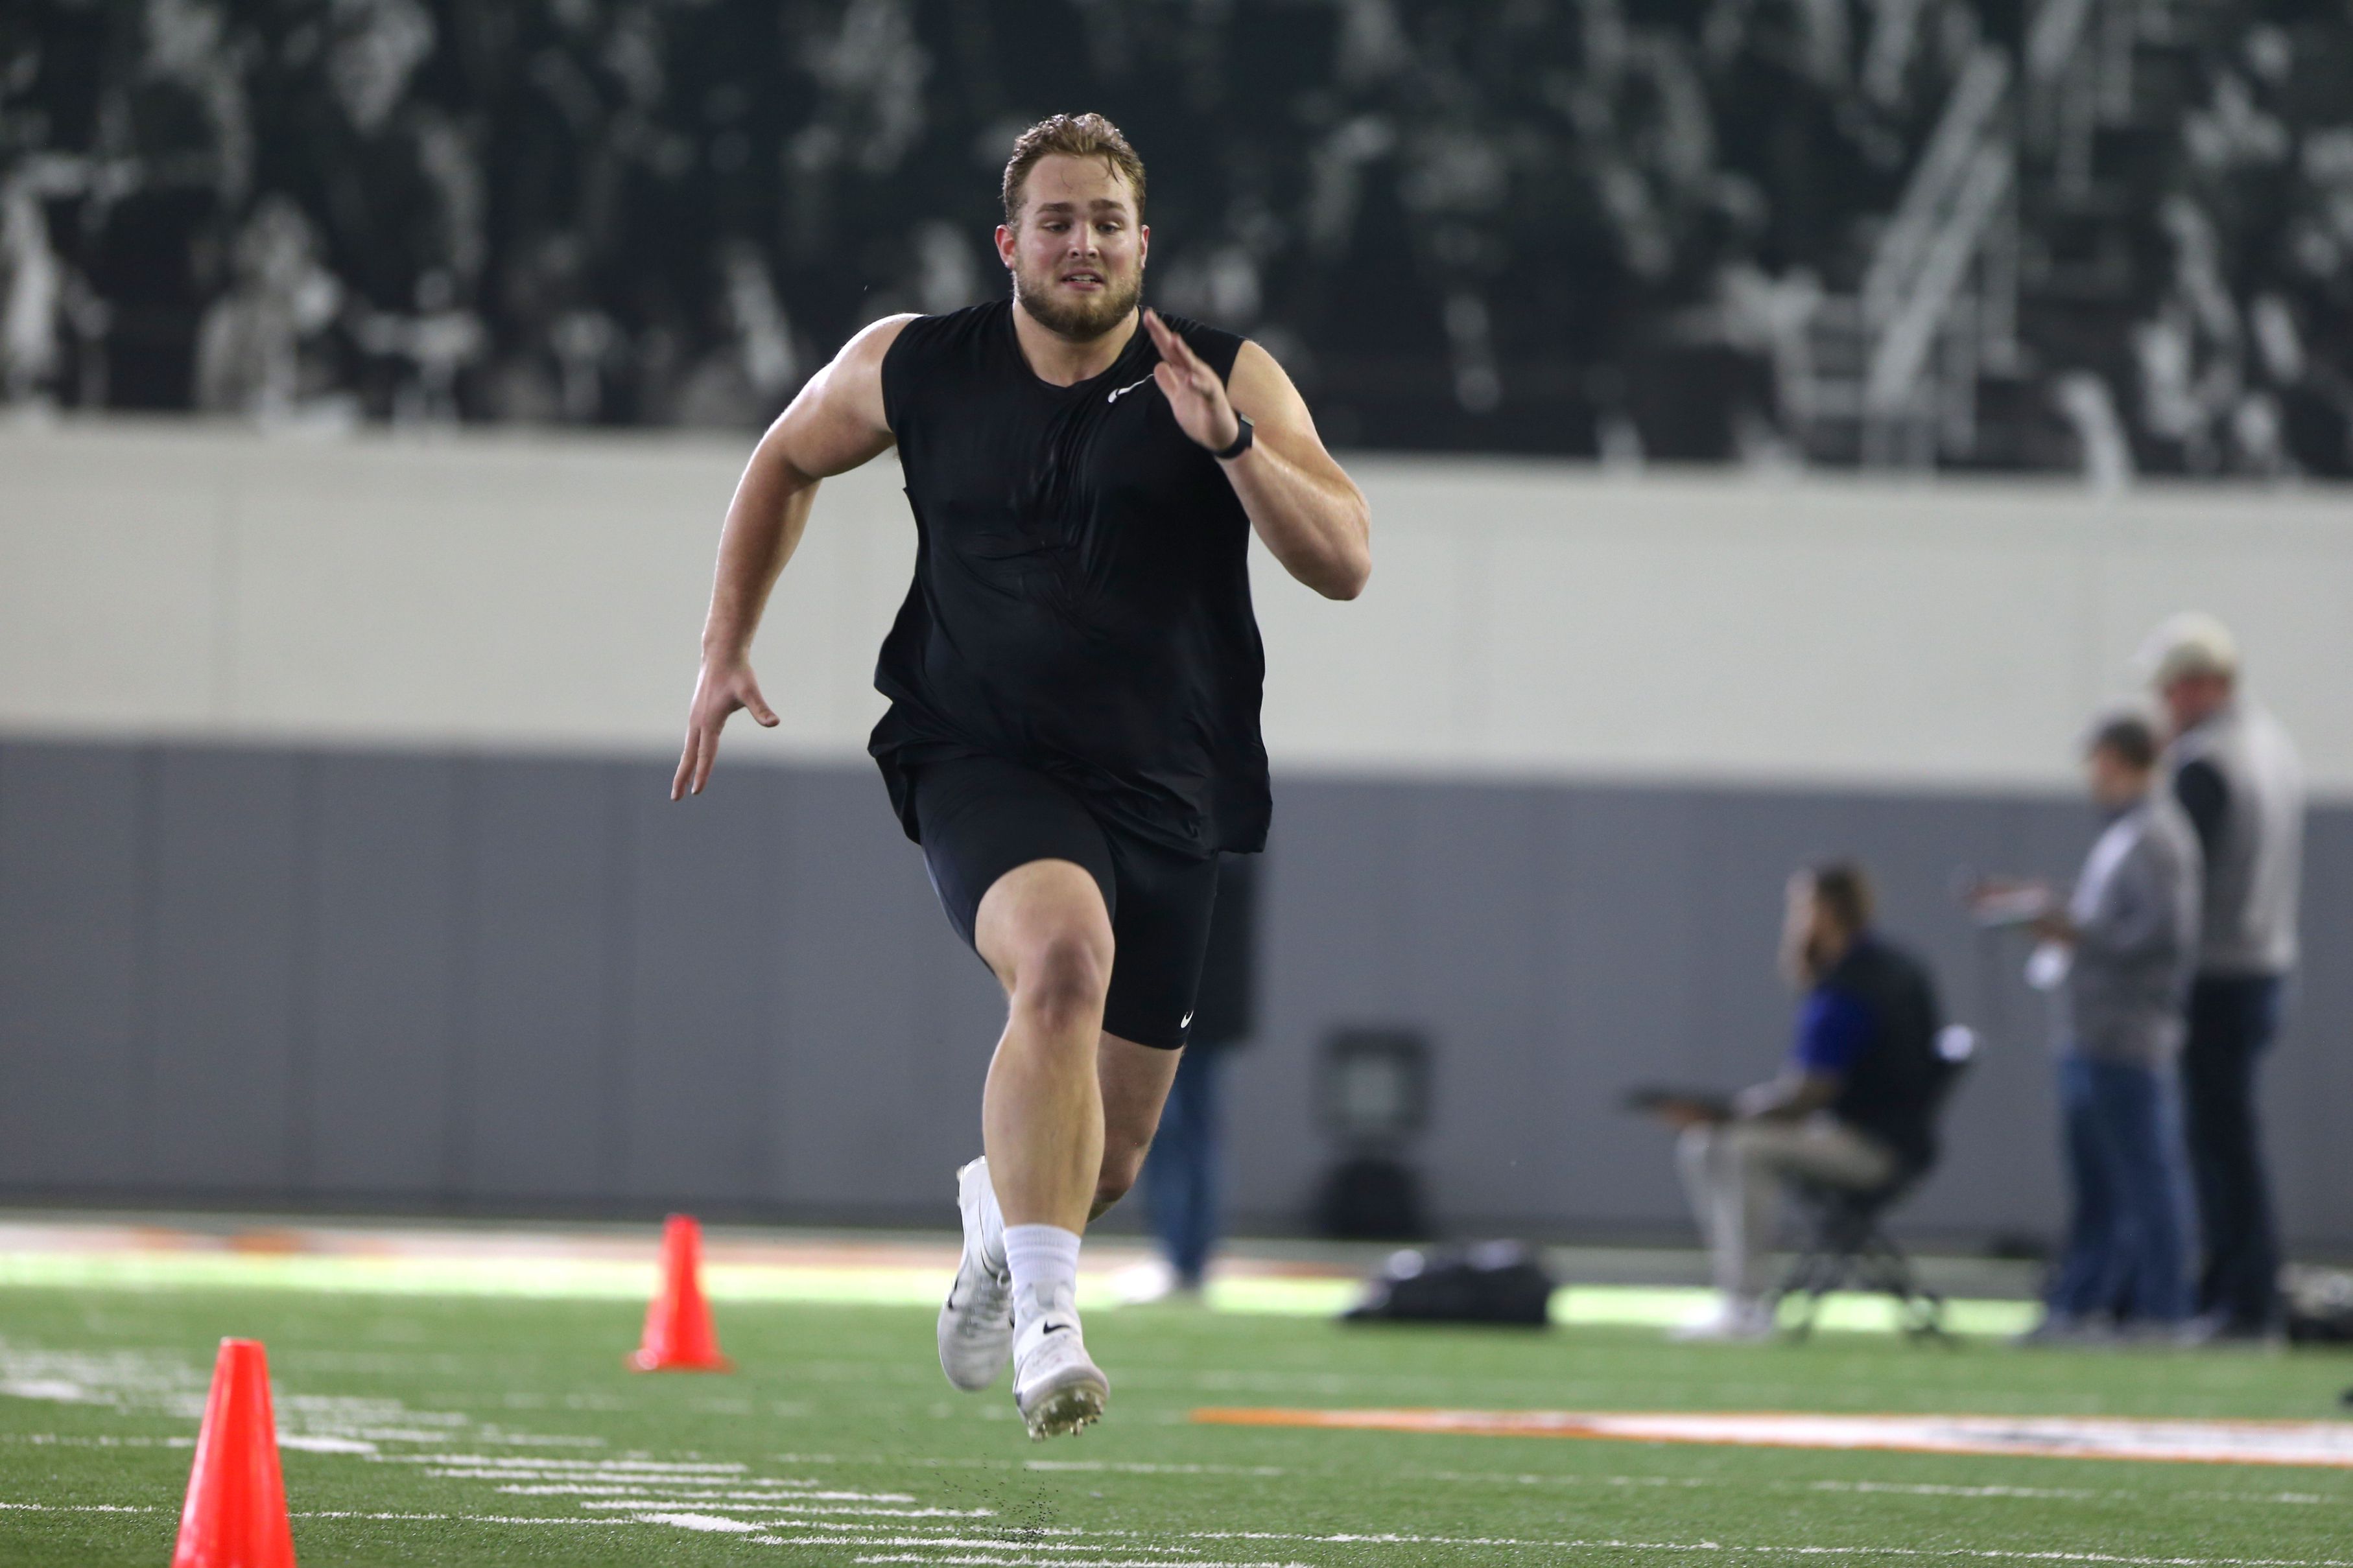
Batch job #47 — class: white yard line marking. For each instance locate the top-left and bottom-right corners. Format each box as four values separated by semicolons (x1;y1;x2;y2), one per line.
637;1514;2353;1568
639;1512;764;1533
1193;1409;2353;1469
1812;1480;2099;1500
294;1511;633;1525
1025;1460;1288;1477
371;1454;747;1471
845;1558;1311;1567
418;1467;785;1482
489;1495;908;1504
1165;1532;2353;1566
582;1499;997;1518
763;1450;2348;1511
764;1537;1196;1554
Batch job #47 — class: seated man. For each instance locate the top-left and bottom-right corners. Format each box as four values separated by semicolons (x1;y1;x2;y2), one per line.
1667;862;1945;1340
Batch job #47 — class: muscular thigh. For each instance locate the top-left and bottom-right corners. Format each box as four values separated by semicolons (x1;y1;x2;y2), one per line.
910;755;1117;960
910;753;1223;1047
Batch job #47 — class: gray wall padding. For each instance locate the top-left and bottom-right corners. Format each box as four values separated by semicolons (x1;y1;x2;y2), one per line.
0;739;2343;1249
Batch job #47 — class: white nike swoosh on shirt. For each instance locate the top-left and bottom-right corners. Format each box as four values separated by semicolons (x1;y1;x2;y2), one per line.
1107;375;1155;404
1180;1011;1194;1029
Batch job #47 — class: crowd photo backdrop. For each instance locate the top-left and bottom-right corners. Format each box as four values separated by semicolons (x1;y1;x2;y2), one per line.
3;0;2351;472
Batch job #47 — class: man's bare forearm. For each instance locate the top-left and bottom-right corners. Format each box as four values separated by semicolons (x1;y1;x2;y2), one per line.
700;430;820;661
1223;440;1370;600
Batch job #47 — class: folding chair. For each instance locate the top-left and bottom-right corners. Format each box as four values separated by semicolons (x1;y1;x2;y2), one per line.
1771;1025;1977;1342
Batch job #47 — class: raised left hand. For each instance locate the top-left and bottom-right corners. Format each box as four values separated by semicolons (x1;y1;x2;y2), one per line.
1142;308;1242;453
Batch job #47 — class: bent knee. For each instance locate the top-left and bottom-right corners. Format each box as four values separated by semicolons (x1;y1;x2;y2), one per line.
1010;930;1111;1032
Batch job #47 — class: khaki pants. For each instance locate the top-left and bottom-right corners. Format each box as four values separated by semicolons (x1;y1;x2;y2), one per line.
1676;1117;1897;1300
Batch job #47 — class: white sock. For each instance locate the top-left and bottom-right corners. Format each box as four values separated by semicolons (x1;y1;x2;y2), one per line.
1002;1223;1082;1325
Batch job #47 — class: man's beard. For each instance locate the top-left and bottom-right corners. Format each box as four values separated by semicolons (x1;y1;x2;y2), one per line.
1013;262;1142;340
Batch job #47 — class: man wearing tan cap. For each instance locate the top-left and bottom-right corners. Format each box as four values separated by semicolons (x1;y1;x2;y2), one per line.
2141;613;2305;1340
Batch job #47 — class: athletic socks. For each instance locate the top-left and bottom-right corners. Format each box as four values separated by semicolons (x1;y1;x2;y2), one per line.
1003;1223;1082;1326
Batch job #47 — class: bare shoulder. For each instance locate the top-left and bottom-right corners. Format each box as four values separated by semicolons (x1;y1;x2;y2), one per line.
777;313;921;477
839;312;921;371
1227;338;1312;425
817;312;921;401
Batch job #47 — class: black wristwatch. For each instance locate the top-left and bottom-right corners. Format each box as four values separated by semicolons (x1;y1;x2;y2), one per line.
1213;414;1255;461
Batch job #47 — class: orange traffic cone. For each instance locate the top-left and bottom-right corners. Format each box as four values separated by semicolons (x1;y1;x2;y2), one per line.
629;1214;732;1372
173;1337;297;1568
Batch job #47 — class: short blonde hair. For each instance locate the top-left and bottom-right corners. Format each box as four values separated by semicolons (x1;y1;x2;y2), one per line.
1002;113;1146;228
2138;611;2240;688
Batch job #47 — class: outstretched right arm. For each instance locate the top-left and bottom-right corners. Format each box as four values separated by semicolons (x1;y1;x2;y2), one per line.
671;315;913;801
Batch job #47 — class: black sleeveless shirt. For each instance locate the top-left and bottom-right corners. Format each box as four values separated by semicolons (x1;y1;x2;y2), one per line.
871;300;1270;858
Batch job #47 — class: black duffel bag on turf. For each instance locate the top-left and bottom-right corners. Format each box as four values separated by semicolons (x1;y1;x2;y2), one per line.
1341;1241;1555;1327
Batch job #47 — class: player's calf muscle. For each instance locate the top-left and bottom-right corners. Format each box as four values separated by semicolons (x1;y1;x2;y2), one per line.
1092;1148;1148;1215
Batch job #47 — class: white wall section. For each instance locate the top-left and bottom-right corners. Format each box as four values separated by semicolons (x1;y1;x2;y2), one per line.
5;419;2350;794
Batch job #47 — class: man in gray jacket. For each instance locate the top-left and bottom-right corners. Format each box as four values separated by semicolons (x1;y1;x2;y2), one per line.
1980;714;2201;1337
2143;613;2304;1339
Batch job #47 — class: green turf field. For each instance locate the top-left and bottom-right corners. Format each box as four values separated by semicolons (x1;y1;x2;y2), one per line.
2;1281;2348;1566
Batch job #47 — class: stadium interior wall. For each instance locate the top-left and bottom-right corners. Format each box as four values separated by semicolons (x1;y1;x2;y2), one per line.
1;420;2347;1250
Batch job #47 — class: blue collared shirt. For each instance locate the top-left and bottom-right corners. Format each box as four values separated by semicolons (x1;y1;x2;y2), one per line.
1791;985;1874;1077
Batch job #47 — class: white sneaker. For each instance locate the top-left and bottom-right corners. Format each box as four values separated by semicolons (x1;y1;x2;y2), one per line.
1668;1294;1777;1342
936;1158;1013;1392
1011;1287;1109;1439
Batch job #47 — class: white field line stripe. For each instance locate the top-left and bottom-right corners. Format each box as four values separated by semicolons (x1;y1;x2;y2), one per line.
759;1536;1198;1555
424;1468;800;1483
601;1490;897;1505
767;1457;2334;1523
1413;1468;1711;1489
0;1502;158;1512
704;1520;2353;1568
291;1512;632;1525
1200;1409;2353;1468
640;1512;763;1534
777;1451;1654;1482
753;1523;1080;1539
1812;1480;2099;1501
1164;1534;2353;1567
463;1486;833;1495
370;1454;746;1471
580;1500;995;1517
493;1482;909;1500
845;1558;1312;1567
1025;1460;1288;1477
761;1453;2347;1512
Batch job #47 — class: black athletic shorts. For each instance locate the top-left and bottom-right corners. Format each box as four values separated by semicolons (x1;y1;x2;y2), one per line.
908;754;1220;1050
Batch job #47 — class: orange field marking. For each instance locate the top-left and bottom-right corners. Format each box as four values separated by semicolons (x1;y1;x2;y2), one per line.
1189;1409;2353;1469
